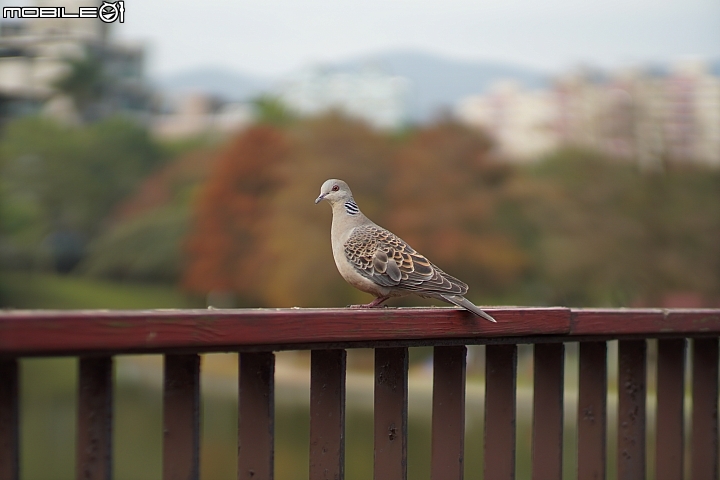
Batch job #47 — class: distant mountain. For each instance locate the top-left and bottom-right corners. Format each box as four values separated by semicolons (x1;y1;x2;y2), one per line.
337;50;550;121
153;51;550;120
710;59;720;76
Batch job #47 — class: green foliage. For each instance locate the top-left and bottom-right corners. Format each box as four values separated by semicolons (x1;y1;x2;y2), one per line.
52;52;106;120
517;148;720;306
0;271;200;309
79;206;188;282
156;134;219;160
2;112;719;308
251;95;297;127
0;115;163;271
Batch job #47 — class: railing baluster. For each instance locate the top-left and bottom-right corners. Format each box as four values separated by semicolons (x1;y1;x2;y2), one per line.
163;354;200;480
374;347;408;480
310;349;346;480
239;352;275;480
577;341;607;480
431;345;467;480
0;359;19;480
484;344;518;480
691;338;719;480
532;343;564;480
77;357;113;480
655;339;686;480
617;340;646;480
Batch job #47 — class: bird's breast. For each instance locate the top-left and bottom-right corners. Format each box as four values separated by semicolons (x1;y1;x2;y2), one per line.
330;224;389;297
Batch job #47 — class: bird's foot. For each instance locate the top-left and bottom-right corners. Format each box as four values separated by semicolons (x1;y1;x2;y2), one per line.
348;296;390;308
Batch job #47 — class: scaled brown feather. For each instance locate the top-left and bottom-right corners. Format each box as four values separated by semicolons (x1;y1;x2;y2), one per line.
344;225;468;295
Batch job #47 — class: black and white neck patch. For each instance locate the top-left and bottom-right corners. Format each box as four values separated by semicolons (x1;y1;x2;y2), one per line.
344;200;359;215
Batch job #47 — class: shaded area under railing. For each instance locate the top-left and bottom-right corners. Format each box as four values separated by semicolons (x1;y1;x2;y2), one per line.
0;307;719;480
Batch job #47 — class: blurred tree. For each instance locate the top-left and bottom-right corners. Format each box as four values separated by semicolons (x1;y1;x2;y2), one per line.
53;52;107;122
0;116;162;272
80;206;188;282
80;149;216;282
262;113;394;307
517;148;720;306
514;149;645;305
634;166;720;305
386;121;528;300
175;115;720;310
182;125;289;305
251;95;297;127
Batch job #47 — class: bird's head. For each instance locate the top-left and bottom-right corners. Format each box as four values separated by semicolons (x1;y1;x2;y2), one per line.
315;179;353;205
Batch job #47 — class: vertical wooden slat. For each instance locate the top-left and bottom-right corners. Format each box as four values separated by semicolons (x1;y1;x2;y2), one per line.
431;345;467;480
0;359;19;480
617;340;646;480
532;343;564;480
374;347;408;480
655;339;686;480
691;338;719;480
239;352;275;480
484;344;518;480
77;357;113;480
577;341;607;480
163;354;200;480
310;349;346;480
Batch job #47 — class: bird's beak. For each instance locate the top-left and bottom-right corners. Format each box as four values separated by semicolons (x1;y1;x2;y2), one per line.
314;193;326;204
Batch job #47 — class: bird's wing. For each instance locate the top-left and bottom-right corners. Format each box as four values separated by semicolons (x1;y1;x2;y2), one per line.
343;225;468;295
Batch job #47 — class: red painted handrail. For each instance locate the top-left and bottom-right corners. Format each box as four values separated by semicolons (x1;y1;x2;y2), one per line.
0;307;718;356
1;307;719;480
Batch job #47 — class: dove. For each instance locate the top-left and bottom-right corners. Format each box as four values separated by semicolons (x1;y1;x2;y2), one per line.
315;179;496;322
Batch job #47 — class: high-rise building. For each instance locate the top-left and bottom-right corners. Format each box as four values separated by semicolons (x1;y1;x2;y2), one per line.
278;66;409;130
455;62;720;167
0;0;149;124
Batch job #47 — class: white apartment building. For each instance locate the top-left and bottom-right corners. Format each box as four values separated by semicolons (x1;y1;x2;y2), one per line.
456;80;559;162
278;67;409;130
0;0;147;123
456;62;720;167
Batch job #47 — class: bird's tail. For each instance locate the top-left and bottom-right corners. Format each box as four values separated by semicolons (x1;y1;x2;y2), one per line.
441;294;497;323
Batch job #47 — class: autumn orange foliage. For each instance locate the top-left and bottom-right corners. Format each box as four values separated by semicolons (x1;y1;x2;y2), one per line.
182;126;289;303
182;115;526;307
388;122;528;292
112;149;216;223
181;114;720;308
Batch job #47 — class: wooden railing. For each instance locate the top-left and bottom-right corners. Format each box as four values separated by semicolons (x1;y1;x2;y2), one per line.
0;307;719;480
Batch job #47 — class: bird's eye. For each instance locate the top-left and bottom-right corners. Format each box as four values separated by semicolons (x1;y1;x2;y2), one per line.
331;185;339;192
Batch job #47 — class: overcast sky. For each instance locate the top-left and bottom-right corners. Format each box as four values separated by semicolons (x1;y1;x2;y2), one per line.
109;0;720;75
89;0;720;76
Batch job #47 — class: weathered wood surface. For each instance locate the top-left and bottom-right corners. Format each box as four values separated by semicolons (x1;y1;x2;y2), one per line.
571;308;720;335
0;308;566;355
0;308;718;356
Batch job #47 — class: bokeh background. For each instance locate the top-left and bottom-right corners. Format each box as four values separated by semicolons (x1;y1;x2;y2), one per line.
0;0;718;479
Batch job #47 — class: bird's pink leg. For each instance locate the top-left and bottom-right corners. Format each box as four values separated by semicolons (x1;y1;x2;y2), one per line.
349;296;390;308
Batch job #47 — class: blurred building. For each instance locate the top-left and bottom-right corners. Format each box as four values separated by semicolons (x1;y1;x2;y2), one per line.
0;0;150;124
152;92;253;139
456;62;720;167
278;66;409;130
455;80;558;161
